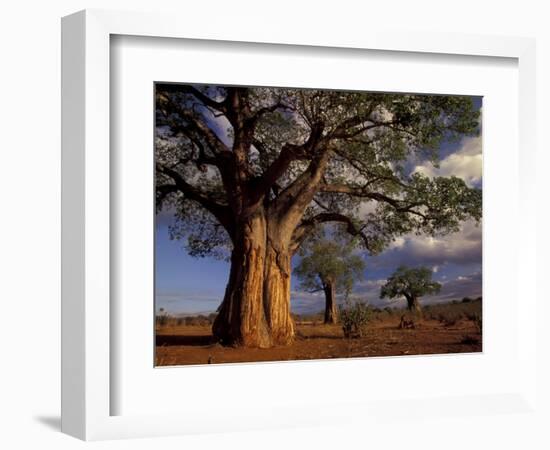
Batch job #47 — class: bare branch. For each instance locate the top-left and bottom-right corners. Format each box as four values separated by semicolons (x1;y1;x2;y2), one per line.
319;183;428;218
157;92;231;156
252;101;294;120
156;164;233;233
159;84;226;113
292;213;373;252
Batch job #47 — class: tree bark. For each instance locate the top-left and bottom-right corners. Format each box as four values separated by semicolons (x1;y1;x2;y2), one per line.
212;212;272;348
212;143;331;348
323;280;338;324
406;295;422;313
263;242;295;345
212;210;295;347
262;212;295;345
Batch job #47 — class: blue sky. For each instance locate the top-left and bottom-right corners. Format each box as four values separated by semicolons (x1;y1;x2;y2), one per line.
155;95;482;315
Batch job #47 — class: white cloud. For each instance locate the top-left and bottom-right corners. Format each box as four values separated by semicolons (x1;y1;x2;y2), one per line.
357;200;378;218
356;279;386;289
389;236;406;249
370;219;482;269
414;135;482;187
435;272;482;301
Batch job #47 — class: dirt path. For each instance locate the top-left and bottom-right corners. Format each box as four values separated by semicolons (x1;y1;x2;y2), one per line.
155;319;482;366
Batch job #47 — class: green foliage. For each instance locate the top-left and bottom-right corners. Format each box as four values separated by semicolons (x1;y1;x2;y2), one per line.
340;300;371;338
169;204;230;260
294;236;365;296
156;84;482;257
380;266;441;303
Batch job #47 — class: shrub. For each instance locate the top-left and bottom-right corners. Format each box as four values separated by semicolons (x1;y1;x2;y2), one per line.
398;314;416;329
208;313;218;323
156;314;169;327
340;301;370;338
185;315;211;326
466;312;482;333
436;310;464;327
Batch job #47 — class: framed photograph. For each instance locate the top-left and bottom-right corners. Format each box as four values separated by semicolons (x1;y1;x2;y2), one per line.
62;9;537;440
153;81;483;366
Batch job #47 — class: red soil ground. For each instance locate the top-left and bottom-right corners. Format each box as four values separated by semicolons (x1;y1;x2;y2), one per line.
155;318;482;366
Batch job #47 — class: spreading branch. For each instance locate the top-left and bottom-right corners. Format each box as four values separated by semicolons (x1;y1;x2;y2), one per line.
157;91;231;156
319;183;424;214
159;84;227;113
292;213;373;253
156;164;233;233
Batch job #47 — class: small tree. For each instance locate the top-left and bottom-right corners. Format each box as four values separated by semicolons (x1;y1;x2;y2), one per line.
294;239;365;324
380;266;441;313
156;307;168;327
340;300;371;338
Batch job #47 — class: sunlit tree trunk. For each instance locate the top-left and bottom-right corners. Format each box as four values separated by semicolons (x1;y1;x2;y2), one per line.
212;210;296;347
212;212;273;348
323;279;338;324
405;294;422;314
263;243;295;345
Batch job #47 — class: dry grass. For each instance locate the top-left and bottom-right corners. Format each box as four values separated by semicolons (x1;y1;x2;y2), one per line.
155;300;482;366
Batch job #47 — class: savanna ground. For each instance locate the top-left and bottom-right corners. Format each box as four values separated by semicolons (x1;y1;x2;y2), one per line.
155;299;482;366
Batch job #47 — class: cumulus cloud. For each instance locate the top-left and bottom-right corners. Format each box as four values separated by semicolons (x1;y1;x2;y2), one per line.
413;136;482;187
369;219;482;270
430;271;482;302
352;279;387;301
290;290;326;314
290;217;483;313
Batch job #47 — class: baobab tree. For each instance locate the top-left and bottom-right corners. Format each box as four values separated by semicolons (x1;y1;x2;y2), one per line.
380;266;442;313
155;84;481;348
293;238;365;324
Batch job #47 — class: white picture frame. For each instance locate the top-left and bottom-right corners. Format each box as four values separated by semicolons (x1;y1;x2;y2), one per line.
61;9;537;441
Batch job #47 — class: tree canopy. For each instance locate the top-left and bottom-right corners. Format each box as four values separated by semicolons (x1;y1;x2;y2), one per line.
380;266;442;310
156;85;481;258
294;238;365;297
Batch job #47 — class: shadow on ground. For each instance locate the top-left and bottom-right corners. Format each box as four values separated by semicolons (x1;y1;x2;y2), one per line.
156;334;216;346
34;415;61;431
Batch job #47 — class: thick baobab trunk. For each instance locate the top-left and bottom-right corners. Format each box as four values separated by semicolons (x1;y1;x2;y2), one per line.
263;243;295;345
212;211;295;347
323;280;338;324
406;295;422;314
263;213;295;345
212;213;272;348
213;146;330;348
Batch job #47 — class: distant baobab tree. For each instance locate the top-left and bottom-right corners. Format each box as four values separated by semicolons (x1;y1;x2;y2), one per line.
294;238;365;324
380;266;442;313
155;84;481;348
